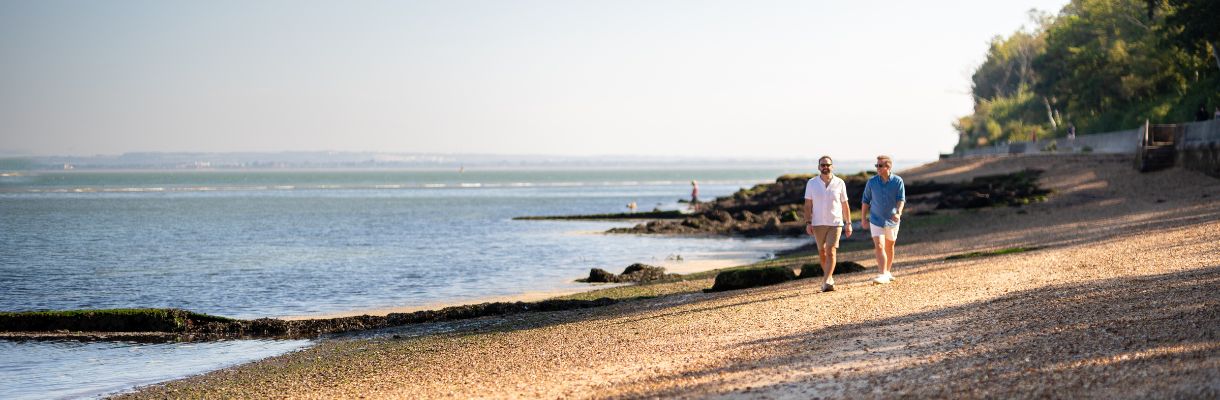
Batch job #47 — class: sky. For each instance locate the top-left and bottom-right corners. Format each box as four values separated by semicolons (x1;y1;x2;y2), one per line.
0;0;1069;160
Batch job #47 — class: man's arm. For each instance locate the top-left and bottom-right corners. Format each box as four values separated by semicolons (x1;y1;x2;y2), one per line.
839;186;852;231
841;201;853;237
893;177;906;222
804;199;815;235
860;180;871;227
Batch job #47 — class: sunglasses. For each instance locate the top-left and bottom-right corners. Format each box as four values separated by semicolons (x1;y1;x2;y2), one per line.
875;164;890;168
819;163;832;167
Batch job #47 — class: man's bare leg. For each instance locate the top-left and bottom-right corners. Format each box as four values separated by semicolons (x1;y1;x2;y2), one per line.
884;239;896;275
822;246;837;285
872;236;887;275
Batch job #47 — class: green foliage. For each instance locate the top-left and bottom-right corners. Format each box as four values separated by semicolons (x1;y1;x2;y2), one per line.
956;0;1220;150
972;23;1047;101
1161;0;1220;54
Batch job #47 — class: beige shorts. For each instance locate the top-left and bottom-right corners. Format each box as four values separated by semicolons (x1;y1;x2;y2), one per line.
811;225;842;249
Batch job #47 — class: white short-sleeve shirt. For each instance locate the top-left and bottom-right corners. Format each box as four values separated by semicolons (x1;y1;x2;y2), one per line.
804;175;849;226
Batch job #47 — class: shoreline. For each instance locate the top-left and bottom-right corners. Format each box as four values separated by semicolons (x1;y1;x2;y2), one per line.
276;287;610;321
114;154;1220;399
0;240;788;342
276;257;763;321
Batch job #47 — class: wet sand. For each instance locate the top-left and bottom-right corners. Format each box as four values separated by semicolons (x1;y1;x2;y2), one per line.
278;258;757;320
118;154;1220;399
278;288;607;321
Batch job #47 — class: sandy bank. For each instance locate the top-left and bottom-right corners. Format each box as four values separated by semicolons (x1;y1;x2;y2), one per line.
119;154;1220;399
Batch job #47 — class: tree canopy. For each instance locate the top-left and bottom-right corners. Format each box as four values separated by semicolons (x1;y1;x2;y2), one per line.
955;0;1218;151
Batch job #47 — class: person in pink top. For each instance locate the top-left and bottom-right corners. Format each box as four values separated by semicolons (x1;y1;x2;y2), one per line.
803;155;853;292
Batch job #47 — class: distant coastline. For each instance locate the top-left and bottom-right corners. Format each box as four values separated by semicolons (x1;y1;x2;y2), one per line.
0;151;927;171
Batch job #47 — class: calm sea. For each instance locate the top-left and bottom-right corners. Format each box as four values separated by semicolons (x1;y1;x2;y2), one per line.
1;165;835;399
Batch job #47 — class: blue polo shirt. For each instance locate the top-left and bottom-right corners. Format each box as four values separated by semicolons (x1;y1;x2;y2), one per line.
861;174;906;228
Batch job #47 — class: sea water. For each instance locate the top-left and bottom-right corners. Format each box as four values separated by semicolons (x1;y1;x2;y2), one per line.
0;166;823;398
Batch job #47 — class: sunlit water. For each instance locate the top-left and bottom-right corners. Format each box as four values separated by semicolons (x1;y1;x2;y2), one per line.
0;167;827;398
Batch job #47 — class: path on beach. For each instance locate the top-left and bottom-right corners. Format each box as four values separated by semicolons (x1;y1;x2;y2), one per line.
120;154;1220;399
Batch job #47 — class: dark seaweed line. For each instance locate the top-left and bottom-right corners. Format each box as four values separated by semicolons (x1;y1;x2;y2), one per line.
0;298;620;342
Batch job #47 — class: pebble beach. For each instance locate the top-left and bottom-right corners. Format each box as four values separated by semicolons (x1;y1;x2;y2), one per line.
117;154;1220;399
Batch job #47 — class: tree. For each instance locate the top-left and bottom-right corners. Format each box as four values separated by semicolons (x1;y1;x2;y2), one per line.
955;0;1217;151
1161;0;1220;70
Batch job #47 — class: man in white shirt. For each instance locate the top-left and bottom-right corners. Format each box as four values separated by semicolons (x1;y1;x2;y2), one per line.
803;155;853;292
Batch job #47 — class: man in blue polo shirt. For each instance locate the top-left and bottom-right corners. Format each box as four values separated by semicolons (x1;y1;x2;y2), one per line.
860;155;905;284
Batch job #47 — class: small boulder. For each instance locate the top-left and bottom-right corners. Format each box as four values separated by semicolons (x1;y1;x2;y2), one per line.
618;263;672;283
762;216;782;233
708;266;796;292
585;268;617;283
797;261;867;279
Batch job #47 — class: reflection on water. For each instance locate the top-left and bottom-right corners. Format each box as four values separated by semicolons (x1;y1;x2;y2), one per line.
0;339;311;399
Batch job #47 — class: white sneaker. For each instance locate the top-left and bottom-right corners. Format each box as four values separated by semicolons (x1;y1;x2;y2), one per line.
821;278;836;292
872;273;892;284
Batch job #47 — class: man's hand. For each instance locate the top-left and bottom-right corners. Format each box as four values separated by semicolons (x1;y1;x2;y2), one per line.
843;224;853;238
805;224;814;236
890;213;901;223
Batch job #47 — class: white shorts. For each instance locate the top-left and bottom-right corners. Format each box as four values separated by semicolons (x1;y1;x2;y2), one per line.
870;224;899;242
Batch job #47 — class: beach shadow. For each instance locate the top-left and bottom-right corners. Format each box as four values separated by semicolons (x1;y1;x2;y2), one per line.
890;216;1220;283
357;207;1220;344
611;265;1220;398
350;280;815;341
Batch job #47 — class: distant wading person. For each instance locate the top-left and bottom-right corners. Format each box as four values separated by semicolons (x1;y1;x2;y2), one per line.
690;180;700;209
861;155;905;284
803;156;852;292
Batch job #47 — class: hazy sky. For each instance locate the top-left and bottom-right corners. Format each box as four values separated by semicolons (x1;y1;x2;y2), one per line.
0;0;1068;160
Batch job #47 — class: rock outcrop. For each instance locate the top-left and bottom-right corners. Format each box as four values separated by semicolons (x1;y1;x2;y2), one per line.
0;299;622;341
582;264;679;283
796;261;867;278
607;170;1050;237
707;266;797;292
